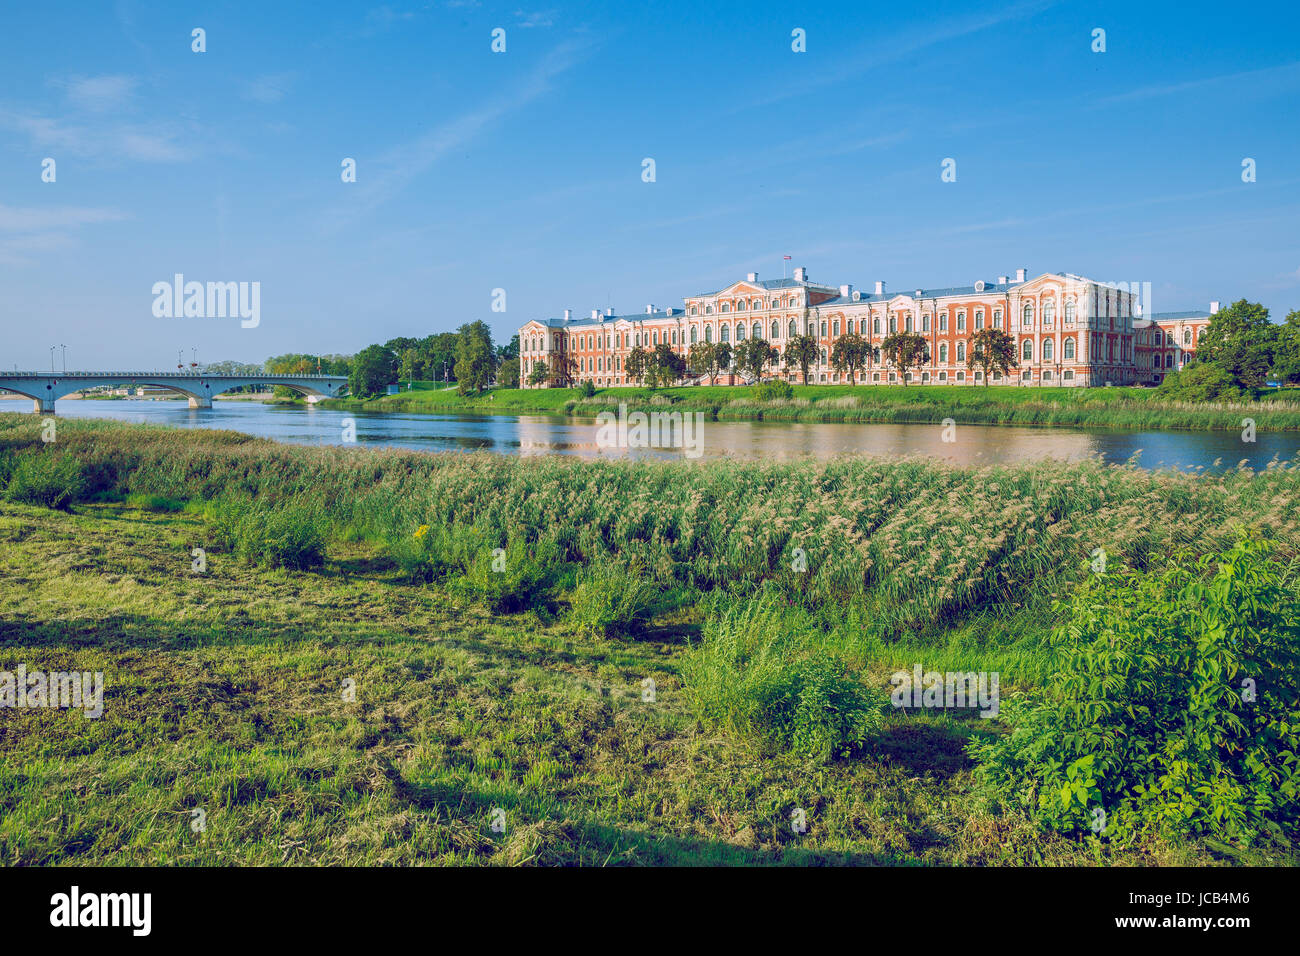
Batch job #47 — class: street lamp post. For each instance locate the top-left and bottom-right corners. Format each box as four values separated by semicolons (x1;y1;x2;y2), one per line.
49;346;55;373
61;344;67;373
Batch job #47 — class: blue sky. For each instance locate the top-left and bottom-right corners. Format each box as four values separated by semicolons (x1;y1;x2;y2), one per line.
2;0;1298;370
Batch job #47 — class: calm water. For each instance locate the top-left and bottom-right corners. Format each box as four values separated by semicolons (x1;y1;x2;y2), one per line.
39;398;1300;472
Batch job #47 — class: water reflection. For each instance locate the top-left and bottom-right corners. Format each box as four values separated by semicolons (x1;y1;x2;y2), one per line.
43;398;1300;473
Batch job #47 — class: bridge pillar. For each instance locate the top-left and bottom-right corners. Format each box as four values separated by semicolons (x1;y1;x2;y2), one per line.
34;396;55;414
187;395;212;409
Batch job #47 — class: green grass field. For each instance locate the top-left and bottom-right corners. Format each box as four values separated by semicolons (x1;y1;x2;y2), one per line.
1;414;1298;865
327;383;1300;431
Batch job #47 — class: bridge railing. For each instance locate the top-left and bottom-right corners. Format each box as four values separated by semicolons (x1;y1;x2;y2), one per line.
2;372;346;379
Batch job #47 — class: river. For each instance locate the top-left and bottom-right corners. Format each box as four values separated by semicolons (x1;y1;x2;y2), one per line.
41;398;1300;472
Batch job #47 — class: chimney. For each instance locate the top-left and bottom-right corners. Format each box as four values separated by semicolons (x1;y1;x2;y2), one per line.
591;309;600;319
605;307;614;316
645;304;656;314
1210;300;1220;314
839;284;852;298
563;309;571;322
793;266;806;281
1015;268;1027;282
997;275;1008;285
874;280;885;295
747;272;758;282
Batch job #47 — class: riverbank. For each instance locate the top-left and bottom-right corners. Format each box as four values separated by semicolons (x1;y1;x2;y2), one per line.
322;383;1300;432
2;415;1297;864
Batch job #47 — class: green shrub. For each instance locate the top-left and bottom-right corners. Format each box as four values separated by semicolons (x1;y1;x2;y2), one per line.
1156;363;1244;403
579;379;597;398
681;595;883;762
3;453;86;510
567;561;657;638
450;534;562;613
970;536;1300;843
211;499;326;569
753;380;794;401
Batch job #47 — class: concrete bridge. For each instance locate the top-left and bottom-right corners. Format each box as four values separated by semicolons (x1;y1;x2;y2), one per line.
0;372;349;413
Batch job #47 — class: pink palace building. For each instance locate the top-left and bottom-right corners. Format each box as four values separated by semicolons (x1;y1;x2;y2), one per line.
517;266;1218;388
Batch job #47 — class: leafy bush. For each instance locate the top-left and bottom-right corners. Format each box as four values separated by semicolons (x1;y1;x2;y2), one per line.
681;595;883;762
450;534;562;613
567;561;657;638
754;380;794;401
579;379;597;398
1156;363;1244;403
3;453;86;510
970;537;1300;843
211;499;326;569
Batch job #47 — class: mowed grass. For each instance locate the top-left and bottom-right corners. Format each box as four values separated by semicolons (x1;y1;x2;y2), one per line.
2;415;1299;865
332;383;1300;431
1;498;1267;867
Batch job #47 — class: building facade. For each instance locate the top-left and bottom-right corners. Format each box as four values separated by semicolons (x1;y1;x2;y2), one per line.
518;266;1218;388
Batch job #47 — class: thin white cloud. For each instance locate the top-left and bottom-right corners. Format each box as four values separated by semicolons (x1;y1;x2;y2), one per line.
322;36;596;231
244;72;297;104
58;74;139;112
0;204;125;266
1097;60;1300;105
515;9;557;28
0;107;193;162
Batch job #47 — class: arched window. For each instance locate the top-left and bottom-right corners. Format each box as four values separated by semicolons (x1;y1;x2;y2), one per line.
1183;328;1192;345
720;303;729;313
705;306;713;314
705;326;713;343
956;341;966;362
1042;338;1053;361
736;300;745;311
720;325;730;342
905;316;913;333
873;318;881;334
938;343;948;363
890;316;898;333
939;313;948;332
690;326;698;344
1063;337;1075;360
1022;340;1033;361
671;330;678;345
771;320;779;338
956;311;965;332
1023;303;1033;327
923;315;931;332
735;324;745;341
1043;301;1055;326
820;321;827;336
788;320;797;337
975;310;984;329
689;306;697;315
1065;299;1076;324
753;322;761;339
652;332;658;346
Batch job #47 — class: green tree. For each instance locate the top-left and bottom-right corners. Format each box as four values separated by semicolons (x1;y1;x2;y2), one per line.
625;347;650;385
649;343;687;388
454;320;497;395
734;337;777;383
496;334;521;388
1196;299;1277;389
348;344;399;397
881;332;930;386
1270;310;1300;386
526;360;550;386
783;334;818;385
687;343;714;380
830;333;867;384
708;342;732;383
968;328;1018;386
